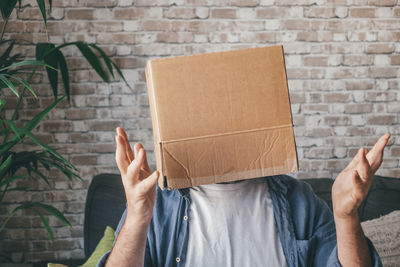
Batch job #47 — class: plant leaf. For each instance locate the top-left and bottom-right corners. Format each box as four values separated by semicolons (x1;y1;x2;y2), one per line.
55;49;70;101
0;174;25;187
89;44;114;78
5;186;30;191
41;159;81;182
3;120;22;140
0;99;6;112
30;168;51;188
0;97;64;155
0;40;16;63
0;78;19;90
0;202;70;239
0;60;55;72
0;128;10;136
0;0;18;20
23;96;64;133
36;43;58;98
6;76;37;98
25;132;75;170
35;43;50;61
75;42;108;82
0;140;18;158
36;0;47;29
111;61;130;88
33;202;71;227
0;204;21;233
0;154;13;181
38;155;81;181
56;41;130;87
36;210;54;241
0;75;18;97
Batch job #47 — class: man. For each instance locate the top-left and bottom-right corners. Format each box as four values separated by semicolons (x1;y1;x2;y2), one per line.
98;127;389;267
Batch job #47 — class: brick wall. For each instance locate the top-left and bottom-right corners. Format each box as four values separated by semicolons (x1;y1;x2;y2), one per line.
1;0;399;263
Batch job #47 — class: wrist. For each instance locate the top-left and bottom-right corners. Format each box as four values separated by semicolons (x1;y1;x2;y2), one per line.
125;211;152;228
332;199;360;222
334;211;361;230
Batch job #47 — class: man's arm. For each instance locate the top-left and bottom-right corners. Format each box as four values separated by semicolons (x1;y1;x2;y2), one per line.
332;134;390;267
334;214;372;266
105;127;159;267
106;217;150;266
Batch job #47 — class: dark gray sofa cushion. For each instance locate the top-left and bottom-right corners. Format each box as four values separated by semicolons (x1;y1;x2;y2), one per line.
84;173;126;258
358;175;400;221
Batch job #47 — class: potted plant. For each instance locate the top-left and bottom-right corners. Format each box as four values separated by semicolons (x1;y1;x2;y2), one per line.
0;0;128;246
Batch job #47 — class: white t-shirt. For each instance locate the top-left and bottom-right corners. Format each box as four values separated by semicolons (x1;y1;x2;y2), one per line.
185;178;288;267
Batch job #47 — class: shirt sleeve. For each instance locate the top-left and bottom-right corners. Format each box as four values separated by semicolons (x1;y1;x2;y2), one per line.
96;250;111;267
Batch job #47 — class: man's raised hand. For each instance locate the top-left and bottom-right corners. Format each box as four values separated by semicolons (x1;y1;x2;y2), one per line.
332;133;390;219
115;127;159;223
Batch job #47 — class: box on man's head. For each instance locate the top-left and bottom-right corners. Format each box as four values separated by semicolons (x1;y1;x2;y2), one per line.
146;45;298;190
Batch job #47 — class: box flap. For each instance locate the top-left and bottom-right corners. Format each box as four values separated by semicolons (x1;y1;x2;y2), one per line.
162;126;297;189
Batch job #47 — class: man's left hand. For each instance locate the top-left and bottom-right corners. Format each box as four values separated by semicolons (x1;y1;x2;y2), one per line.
332;133;390;219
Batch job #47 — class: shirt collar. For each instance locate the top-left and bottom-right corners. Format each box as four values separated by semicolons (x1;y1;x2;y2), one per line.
178;188;190;197
176;175;289;197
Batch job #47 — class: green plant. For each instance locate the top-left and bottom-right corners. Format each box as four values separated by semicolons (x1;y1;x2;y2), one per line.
0;1;128;240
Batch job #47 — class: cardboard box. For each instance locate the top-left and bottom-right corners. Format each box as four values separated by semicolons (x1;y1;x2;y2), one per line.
146;45;298;190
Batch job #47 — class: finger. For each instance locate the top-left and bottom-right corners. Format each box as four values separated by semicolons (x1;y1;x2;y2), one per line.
352;170;366;204
141;170;159;192
127;148;146;182
117;127;134;162
134;142;141;158
133;143;151;173
356;148;372;183
136;143;152;173
115;135;129;175
116;128;131;163
346;148;362;170
119;127;135;161
366;133;390;172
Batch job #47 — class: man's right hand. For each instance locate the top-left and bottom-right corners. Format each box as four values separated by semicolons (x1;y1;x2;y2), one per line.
105;127;158;267
115;127;159;224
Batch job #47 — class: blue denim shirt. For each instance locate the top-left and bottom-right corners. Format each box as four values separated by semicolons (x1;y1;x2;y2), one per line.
97;175;382;267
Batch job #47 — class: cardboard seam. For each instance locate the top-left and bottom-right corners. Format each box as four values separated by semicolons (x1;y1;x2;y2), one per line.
161;124;293;144
147;62;160;141
168;163;297;188
281;46;300;171
159;142;168;188
146;62;165;189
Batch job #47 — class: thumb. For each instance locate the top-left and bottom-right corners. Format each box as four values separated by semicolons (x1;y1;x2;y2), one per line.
352;170;367;204
347;148;364;170
141;170;159;193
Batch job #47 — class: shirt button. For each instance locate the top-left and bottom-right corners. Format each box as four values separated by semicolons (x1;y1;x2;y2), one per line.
183;215;189;221
176;257;181;263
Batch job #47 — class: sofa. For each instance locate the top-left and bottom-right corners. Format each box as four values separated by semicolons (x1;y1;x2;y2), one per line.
34;174;400;267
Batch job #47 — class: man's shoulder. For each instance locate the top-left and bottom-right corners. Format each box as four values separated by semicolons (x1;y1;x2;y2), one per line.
266;174;329;214
267;174;315;196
